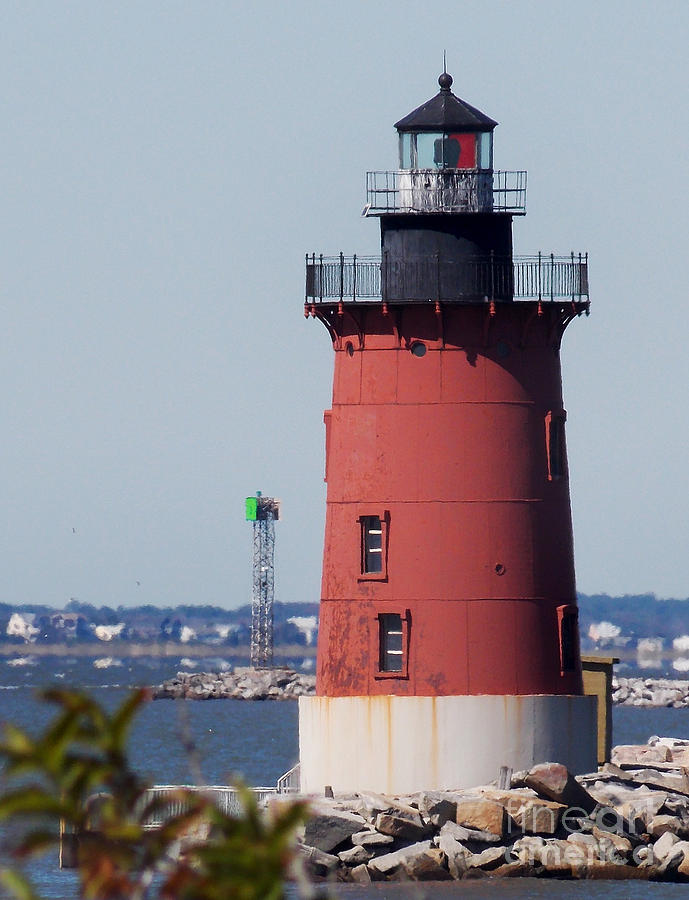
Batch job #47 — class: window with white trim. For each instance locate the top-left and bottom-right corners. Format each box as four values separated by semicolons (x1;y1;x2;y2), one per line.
379;613;403;672
361;515;383;574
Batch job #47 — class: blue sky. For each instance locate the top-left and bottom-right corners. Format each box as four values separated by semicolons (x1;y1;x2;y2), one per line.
1;0;688;608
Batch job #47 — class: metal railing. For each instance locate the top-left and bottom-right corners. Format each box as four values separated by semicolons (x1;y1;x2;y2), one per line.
138;767;300;827
305;255;381;301
276;763;300;793
138;785;280;827
365;170;527;215
305;252;589;303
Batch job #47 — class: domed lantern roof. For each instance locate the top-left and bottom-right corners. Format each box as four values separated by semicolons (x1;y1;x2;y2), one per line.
395;73;496;170
395;72;498;133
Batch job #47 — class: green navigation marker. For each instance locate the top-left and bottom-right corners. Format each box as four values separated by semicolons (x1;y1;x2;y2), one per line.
245;497;258;521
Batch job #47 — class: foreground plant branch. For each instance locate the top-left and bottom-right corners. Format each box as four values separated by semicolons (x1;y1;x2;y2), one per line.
0;688;308;900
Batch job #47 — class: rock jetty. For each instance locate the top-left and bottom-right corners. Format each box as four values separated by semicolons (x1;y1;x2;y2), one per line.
152;667;315;701
613;676;689;708
297;738;689;883
153;671;689;707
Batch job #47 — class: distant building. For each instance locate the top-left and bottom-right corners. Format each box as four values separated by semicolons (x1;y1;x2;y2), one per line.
6;612;39;642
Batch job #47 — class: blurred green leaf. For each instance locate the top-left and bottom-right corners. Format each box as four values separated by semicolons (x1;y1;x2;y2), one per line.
0;867;42;900
0;787;68;820
11;830;58;859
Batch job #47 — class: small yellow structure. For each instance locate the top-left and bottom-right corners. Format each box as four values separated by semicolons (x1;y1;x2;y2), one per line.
581;655;619;766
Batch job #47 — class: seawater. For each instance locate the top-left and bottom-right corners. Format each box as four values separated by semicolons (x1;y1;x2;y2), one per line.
1;655;688;899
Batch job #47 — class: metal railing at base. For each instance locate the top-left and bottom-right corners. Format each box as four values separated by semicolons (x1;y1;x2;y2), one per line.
139;786;279;826
276;762;301;793
139;767;300;827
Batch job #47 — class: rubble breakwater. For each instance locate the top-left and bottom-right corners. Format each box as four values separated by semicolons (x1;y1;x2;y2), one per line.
298;739;689;884
155;670;689;707
152;667;316;700
613;676;689;708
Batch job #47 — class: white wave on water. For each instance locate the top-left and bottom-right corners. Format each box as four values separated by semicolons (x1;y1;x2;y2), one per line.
93;657;123;669
180;658;196;668
6;656;37;667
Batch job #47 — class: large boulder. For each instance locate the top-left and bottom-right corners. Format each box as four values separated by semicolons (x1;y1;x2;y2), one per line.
349;864;371;884
525;763;597;815
351;793;431;826
653;830;680;862
440;819;502;845
436;833;471;879
455;799;506;840
591;826;632;861
350;829;394;849
657;840;689;879
648;814;689;840
510;835;545;865
404;847;452;881
303;808;367;853
415;792;457;827
351;792;400;823
511;798;565;835
539;838;589;875
338;844;371;866
375;811;430;841
468;846;508;871
367;840;433;880
613;744;672;766
300;845;340;877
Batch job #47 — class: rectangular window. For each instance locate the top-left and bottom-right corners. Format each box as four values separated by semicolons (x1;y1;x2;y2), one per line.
557;604;579;674
323;410;332;483
361;515;383;574
546;410;567;481
379;613;403;672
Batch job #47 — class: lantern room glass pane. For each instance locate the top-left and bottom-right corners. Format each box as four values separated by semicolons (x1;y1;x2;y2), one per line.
478;132;493;169
436;135;462;168
415;133;443;168
399;133;413;169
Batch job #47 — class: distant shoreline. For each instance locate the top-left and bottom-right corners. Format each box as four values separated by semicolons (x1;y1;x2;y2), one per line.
0;642;317;659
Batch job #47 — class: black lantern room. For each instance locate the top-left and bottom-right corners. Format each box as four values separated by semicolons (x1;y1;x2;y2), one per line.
366;73;518;302
395;72;497;172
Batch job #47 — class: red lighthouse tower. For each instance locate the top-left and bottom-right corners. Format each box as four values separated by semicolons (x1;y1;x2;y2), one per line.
299;73;597;794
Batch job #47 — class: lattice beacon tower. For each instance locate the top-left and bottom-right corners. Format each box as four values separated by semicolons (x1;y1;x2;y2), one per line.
245;493;280;668
299;73;597;794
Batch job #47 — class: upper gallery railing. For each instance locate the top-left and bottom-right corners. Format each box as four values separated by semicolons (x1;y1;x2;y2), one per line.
365;170;527;215
305;253;589;303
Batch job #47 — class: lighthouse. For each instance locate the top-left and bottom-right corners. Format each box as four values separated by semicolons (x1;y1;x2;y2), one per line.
299;73;597;794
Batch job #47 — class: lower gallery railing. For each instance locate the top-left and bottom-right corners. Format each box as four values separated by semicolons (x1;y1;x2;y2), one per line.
305;253;589;303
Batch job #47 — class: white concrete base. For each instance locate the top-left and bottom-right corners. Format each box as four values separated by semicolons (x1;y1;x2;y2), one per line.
299;693;597;795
